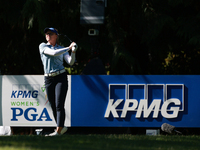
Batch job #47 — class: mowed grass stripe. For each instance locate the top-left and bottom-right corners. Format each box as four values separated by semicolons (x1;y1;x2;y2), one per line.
0;135;200;150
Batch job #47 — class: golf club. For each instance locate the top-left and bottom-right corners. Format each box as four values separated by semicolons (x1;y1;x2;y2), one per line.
59;34;73;43
59;33;78;49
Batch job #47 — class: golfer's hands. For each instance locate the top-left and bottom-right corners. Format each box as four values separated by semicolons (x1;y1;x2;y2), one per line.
69;42;75;50
72;43;78;53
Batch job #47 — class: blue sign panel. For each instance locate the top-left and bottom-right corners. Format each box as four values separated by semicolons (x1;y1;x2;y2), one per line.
71;75;200;127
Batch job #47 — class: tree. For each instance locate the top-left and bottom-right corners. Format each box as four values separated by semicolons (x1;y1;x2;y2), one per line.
1;0;200;75
0;0;81;75
106;0;200;74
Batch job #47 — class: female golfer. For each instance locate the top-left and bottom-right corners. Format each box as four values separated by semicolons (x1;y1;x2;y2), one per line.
39;27;77;136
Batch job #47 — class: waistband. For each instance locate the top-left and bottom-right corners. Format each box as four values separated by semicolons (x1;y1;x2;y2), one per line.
44;69;66;77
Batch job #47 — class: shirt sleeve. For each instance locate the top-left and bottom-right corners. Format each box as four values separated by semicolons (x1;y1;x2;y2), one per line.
39;43;46;55
63;52;76;66
39;43;70;56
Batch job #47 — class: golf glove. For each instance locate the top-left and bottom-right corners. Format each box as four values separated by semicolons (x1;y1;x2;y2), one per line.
72;43;78;53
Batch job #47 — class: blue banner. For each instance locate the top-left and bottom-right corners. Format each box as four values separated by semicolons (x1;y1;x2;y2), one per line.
71;75;200;127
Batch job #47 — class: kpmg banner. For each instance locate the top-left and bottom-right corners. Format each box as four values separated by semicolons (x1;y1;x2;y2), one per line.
71;75;200;127
1;75;200;127
0;75;71;127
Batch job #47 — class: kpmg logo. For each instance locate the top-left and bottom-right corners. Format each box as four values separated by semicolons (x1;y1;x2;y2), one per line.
104;84;184;119
10;84;52;122
11;84;39;99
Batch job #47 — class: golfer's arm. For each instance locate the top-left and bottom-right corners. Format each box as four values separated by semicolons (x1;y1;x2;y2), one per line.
44;47;70;56
64;53;75;65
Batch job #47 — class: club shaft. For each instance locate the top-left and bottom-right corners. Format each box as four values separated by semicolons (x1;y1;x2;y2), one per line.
65;35;72;42
59;34;72;42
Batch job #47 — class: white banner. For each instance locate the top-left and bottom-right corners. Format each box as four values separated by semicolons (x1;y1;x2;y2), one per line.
1;75;71;127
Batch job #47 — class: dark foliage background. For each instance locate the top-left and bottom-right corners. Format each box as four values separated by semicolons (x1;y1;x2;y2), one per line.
1;0;200;75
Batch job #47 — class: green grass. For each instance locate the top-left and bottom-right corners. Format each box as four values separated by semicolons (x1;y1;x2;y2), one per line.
0;135;200;150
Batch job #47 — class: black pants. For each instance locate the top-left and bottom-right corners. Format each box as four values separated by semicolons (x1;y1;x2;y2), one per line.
44;72;68;127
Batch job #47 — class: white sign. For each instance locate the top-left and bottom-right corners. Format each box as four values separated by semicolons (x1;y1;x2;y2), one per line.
1;75;71;127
